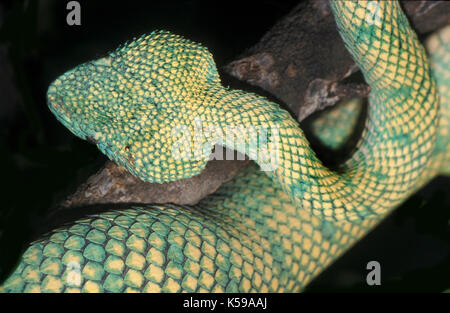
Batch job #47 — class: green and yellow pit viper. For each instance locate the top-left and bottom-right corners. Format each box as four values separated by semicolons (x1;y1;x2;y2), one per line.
1;0;449;292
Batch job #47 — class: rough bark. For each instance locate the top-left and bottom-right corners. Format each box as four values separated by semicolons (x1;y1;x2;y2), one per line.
225;0;450;121
59;0;450;209
61;148;249;209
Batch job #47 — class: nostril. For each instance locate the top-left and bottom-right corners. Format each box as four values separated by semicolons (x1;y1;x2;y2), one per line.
52;96;67;114
48;94;62;109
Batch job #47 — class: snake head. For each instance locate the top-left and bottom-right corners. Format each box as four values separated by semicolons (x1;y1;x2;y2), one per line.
47;30;224;183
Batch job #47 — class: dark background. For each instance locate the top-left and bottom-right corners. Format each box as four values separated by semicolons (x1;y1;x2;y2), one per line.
0;0;448;292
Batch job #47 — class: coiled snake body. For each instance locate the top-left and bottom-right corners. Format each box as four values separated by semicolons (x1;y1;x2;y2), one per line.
1;1;449;292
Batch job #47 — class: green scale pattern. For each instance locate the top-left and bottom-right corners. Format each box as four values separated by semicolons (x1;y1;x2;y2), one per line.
2;165;377;292
1;1;449;292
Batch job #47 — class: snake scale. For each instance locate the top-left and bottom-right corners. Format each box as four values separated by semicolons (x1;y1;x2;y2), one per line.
1;1;449;292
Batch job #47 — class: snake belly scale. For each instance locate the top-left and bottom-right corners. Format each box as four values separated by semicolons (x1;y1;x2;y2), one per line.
1;1;449;292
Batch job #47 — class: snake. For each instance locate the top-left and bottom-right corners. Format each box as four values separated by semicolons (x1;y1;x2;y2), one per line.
1;0;449;292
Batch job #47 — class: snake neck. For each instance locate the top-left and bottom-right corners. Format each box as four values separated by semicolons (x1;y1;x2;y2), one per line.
205;1;440;222
209;87;435;223
206;88;364;221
